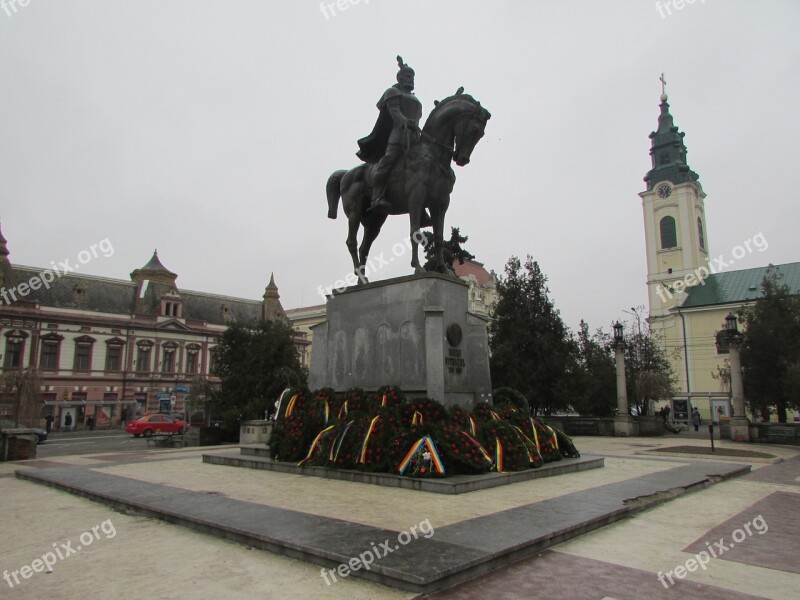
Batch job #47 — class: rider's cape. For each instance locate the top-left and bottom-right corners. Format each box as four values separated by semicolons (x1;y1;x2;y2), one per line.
356;85;421;163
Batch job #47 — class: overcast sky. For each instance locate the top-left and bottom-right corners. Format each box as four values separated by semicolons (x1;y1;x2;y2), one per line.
1;1;798;333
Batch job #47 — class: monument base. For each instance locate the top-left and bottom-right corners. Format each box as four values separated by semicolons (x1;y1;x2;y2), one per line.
613;416;636;437
728;417;751;442
309;272;492;409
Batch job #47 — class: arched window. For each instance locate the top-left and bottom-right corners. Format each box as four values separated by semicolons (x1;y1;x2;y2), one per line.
72;335;96;372
660;216;677;249
3;330;28;369
697;218;705;251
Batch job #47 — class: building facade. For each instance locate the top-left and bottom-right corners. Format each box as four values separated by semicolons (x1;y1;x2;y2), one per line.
0;227;308;429
639;90;800;420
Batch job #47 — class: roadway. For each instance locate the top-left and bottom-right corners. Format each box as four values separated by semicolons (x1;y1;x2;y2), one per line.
37;430;152;457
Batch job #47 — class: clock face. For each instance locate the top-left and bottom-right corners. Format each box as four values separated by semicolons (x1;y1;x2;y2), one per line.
657;184;672;199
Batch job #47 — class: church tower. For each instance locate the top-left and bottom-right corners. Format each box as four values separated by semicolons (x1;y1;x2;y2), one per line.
262;273;288;324
640;77;709;323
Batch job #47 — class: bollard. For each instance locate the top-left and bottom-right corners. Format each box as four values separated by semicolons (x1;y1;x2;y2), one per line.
708;423;715;452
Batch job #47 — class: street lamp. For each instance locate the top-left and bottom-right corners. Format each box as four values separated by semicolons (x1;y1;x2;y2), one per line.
721;312;748;441
613;321;625;346
725;312;740;335
612;321;633;435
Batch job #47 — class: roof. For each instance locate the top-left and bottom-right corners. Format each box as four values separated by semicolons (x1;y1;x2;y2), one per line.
680;262;800;309
10;265;263;326
453;259;494;286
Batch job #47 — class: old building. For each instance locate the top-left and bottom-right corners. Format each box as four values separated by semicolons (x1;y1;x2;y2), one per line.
0;225;307;429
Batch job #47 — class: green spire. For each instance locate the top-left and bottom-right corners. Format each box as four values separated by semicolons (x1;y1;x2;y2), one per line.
643;80;699;191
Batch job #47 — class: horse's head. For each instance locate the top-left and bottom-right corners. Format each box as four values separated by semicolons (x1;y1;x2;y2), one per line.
427;88;491;167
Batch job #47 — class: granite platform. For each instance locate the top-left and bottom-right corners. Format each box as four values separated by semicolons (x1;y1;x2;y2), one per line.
203;445;605;494
15;457;749;594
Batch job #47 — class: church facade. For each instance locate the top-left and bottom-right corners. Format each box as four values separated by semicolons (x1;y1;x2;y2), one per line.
639;89;800;422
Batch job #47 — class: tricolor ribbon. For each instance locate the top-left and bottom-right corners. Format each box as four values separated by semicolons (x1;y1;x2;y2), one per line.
358;416;381;463
381;393;388;407
298;425;334;466
459;430;494;465
547;425;559;451
330;419;354;461
337;400;348;419
285;394;299;417
412;410;424;425
397;436;445;476
530;418;540;452
494;437;505;472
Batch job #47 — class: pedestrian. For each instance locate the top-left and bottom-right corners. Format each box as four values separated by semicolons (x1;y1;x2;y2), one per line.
44;414;54;433
691;408;701;432
87;416;95;431
661;405;671;423
64;412;73;433
120;407;127;430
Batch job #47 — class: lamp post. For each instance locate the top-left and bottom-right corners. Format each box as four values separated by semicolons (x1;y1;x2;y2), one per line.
612;321;634;436
723;312;749;442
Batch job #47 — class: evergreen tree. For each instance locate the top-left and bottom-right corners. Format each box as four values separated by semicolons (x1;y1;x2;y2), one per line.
489;256;577;416
208;320;306;433
571;321;616;416
740;268;800;423
421;226;475;272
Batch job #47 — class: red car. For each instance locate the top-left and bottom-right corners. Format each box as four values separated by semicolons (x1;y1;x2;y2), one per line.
125;414;186;437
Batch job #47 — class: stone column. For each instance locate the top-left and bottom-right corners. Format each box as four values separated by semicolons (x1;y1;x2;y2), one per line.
613;342;635;436
727;339;750;442
615;346;628;416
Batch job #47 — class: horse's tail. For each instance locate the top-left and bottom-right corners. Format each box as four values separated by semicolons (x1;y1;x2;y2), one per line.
326;170;347;219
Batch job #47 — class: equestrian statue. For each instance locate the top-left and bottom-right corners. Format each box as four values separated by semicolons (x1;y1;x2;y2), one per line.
326;56;490;280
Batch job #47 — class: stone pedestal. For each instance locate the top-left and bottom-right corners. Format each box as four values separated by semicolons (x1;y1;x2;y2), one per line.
728;416;751;442
309;273;492;409
613;416;636;437
239;420;273;445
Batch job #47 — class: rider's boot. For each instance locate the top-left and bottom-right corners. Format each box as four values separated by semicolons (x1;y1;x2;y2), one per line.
368;157;393;212
368;187;392;213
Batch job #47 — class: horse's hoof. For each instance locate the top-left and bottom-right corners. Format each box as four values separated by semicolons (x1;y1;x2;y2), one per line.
414;266;426;275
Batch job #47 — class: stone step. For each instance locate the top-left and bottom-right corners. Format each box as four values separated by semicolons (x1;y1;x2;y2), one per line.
208;447;605;495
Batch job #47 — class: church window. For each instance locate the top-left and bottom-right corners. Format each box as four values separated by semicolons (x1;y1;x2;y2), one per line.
659;216;677;249
697;218;705;251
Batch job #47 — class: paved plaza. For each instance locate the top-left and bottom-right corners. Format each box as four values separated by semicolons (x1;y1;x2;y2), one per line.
1;435;798;599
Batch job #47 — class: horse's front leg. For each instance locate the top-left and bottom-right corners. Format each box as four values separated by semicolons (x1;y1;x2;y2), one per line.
358;213;388;283
408;196;425;274
430;204;448;273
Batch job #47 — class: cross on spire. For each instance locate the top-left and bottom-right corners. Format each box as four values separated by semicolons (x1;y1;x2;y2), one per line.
659;73;668;101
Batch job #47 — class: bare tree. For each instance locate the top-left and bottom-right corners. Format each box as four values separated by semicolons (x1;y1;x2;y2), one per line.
0;368;43;426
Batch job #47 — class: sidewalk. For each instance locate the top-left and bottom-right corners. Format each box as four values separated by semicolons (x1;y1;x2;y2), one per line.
1;435;798;599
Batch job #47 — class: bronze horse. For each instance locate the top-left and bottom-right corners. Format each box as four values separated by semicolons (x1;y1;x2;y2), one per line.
326;89;490;280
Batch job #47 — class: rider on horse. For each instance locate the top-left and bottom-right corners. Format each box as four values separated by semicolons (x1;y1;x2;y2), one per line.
356;56;423;213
